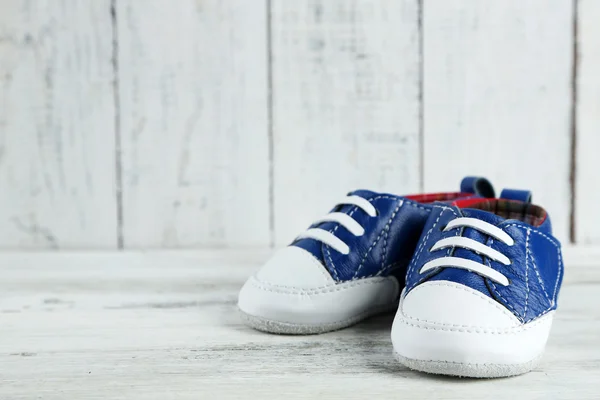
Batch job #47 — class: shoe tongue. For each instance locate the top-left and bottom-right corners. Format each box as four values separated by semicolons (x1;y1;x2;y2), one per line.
315;189;380;229
332;189;379;214
292;189;382;260
348;189;379;199
460;208;505;226
431;205;507;297
450;208;505;263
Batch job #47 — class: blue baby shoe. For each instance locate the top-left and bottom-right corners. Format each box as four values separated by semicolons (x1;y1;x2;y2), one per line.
238;177;495;334
392;194;563;378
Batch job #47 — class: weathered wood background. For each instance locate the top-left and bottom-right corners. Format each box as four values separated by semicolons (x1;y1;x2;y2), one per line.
0;0;595;250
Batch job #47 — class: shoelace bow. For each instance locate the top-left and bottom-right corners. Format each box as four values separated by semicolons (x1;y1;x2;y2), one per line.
420;217;513;286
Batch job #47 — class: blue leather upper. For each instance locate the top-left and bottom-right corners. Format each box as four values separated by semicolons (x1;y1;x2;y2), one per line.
291;177;495;286
293;192;431;286
405;204;564;323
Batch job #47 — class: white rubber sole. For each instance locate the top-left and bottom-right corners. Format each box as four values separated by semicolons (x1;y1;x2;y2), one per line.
239;302;398;335
395;352;544;378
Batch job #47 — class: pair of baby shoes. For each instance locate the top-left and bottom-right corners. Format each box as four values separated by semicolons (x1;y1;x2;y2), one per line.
237;177;564;378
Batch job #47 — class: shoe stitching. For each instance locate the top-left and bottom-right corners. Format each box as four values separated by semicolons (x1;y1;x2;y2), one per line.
488;273;554;324
406;207;459;290
488;237;519;276
487;229;560;321
529;251;552;307
524;307;554;324
323;195;398;281
524;229;531;319
369;195;401;202
487;258;524;323
503;223;561;248
396;310;554;335
402;198;431;212
324;206;360;281
244;301;399;332
352;199;404;279
406;209;446;284
552;247;563;305
381;228;389;271
324;233;342;281
248;275;393;295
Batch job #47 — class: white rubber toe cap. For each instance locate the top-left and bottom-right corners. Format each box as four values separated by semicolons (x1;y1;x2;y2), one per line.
392;281;554;370
238;246;400;330
401;280;521;329
254;245;335;289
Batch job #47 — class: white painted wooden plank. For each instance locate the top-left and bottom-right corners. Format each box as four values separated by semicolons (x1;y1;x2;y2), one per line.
575;0;600;245
422;0;573;242
0;250;598;399
271;0;421;246
0;1;117;249
117;0;270;248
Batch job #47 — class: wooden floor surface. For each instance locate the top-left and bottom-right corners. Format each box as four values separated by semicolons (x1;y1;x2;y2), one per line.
0;251;599;399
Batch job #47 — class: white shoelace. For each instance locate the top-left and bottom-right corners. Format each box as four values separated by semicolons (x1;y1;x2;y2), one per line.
420;217;514;286
295;195;378;255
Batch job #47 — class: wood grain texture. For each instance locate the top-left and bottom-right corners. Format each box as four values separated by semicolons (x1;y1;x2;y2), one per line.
575;0;600;244
0;1;117;249
116;0;270;248
422;0;573;242
271;0;421;246
0;250;598;399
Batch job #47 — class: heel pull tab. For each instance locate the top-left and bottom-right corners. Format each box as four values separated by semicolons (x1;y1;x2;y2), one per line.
500;189;532;203
460;177;495;198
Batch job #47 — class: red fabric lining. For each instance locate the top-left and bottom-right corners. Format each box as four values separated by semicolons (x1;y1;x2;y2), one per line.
451;198;490;208
452;198;548;227
405;192;474;204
